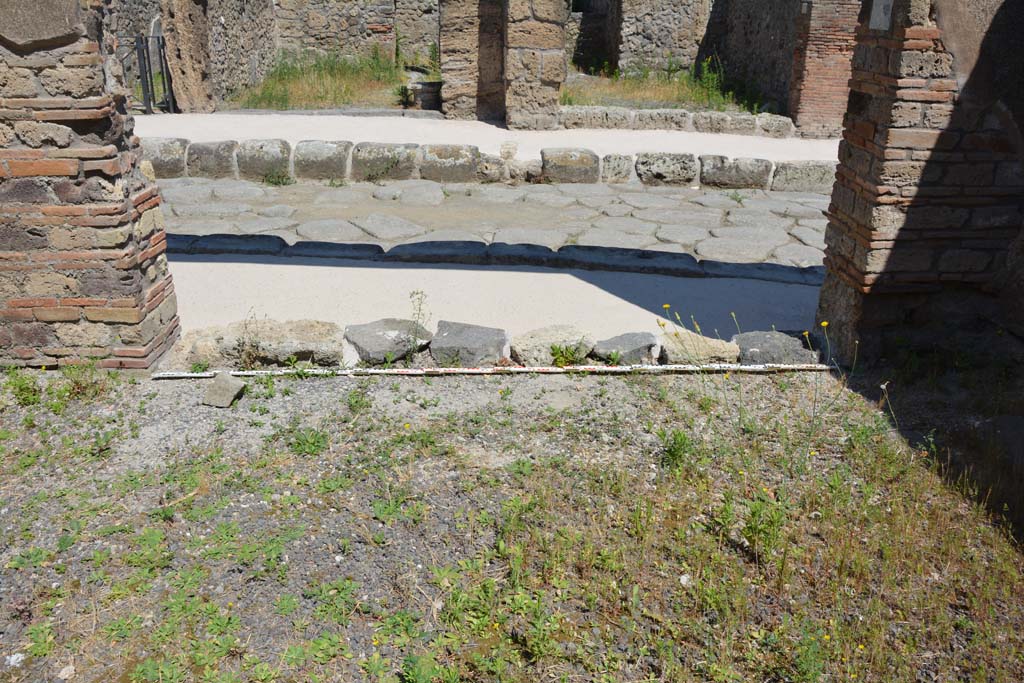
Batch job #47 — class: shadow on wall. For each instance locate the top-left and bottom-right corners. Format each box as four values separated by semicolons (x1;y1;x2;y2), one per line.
694;0;800;114
841;0;1024;531
569;0;621;74
476;0;506;122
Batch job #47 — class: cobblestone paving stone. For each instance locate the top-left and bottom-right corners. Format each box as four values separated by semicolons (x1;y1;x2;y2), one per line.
159;178;829;271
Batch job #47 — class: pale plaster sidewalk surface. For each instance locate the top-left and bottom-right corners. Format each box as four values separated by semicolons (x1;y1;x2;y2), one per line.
168;255;819;339
135;113;841;162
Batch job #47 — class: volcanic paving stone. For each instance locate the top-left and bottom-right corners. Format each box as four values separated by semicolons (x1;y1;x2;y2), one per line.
430;321;510;366
202;373;246;408
592;332;661;365
344;319;432;364
731;331;819;365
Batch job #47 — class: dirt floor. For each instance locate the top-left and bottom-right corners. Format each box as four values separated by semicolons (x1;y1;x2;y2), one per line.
1;366;1022;683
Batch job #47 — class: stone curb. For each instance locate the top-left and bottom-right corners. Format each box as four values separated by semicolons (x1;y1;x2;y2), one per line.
142;137;838;193
558;106;800;139
162;319;825;372
168;237;826;287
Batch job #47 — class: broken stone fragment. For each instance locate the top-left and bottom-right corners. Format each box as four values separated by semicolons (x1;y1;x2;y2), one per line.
344;318;433;365
659;327;740;364
592;332;661;365
511;324;594;366
430;321;510;367
202;373;246;408
731;331;819;365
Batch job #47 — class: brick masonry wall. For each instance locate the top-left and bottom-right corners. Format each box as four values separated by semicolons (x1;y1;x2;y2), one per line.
817;1;1024;362
1;0;179;368
788;0;859;138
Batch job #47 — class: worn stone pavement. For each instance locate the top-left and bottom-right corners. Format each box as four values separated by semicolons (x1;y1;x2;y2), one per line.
160;178;829;271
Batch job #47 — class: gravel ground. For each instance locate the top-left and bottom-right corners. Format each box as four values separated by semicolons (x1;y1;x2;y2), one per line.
1;367;1022;683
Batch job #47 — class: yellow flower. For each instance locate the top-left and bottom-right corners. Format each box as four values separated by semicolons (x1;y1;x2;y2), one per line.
724;372;731;380
820;321;829;328
662;304;671;309
802;330;810;337
404;423;411;429
823;634;831;641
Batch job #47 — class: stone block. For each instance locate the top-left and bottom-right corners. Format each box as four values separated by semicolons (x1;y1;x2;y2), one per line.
635;109;693;131
541;148;599;183
602;154;633;183
731;331;818;365
350;142;419;181
771;161;837;193
635;153;698;185
591;332;660;365
186;141;237;179
293;140;353;179
700;156;774;189
756;113;796;138
203;373;246;408
419;144;481;182
660;327;739;364
345;318;432;364
236;139;291;181
430;321;510;366
693;111;757;135
1;0;82;49
512;325;594;366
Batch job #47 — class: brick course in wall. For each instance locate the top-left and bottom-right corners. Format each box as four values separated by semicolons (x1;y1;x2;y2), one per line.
1;0;179;368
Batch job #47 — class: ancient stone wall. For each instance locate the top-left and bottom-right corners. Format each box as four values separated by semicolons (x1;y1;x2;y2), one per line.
504;0;567;130
618;0;713;73
439;0;506;121
817;0;1024;362
1;0;179;368
707;0;802;113
160;0;277;111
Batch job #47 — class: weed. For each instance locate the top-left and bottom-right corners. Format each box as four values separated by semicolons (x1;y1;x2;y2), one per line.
263;170;295;186
5;368;40;407
288;427;328;456
190;360;210;373
303;578;359;624
550;342;587;368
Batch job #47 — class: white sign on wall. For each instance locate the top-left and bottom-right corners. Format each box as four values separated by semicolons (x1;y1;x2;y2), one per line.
869;0;895;31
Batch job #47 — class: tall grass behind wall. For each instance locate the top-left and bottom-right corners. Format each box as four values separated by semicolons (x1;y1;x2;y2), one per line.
235;47;404;110
561;57;764;114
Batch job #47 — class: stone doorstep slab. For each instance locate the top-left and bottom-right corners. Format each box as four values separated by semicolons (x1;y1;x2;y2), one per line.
165;234;824;286
141;137;836;193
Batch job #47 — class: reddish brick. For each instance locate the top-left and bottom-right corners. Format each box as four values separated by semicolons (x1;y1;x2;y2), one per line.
7;159;79;177
8;297;58;308
84;306;144;323
33;307;82;322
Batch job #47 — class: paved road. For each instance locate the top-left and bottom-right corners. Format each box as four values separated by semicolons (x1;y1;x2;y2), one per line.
136;113;840;161
160;178;829;270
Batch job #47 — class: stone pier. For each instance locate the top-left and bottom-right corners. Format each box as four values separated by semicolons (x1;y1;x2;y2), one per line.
1;0;179;368
817;0;1024;363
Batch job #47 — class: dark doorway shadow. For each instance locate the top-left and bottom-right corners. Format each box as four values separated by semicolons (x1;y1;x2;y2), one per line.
476;0;506;122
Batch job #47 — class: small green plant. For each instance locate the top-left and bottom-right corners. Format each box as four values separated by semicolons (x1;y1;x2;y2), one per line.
288;427;328;456
25;622;55;656
190;360;210;373
303;578;359;624
395;84;415;108
263;170;295;186
5;368;41;406
550;342;586;368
